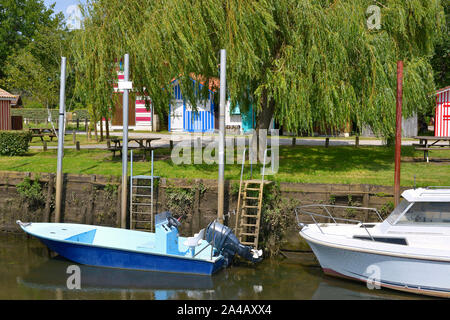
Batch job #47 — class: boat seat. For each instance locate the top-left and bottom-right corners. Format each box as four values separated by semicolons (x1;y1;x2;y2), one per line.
183;229;205;248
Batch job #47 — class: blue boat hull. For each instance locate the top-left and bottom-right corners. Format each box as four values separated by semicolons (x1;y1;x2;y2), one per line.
38;236;225;276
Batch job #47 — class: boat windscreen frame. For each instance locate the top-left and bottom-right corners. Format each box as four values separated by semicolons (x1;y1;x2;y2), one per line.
392;201;450;226
386;200;414;225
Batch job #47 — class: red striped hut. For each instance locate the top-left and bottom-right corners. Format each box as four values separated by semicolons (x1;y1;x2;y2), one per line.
435;86;450;137
0;88;16;130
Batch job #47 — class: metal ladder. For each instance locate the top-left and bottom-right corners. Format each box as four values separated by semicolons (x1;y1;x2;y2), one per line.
235;148;272;250
129;150;158;232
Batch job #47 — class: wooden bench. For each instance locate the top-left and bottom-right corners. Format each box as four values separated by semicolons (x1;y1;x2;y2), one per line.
413;136;450;162
108;146;155;159
30;133;57;142
107;137;160;160
29;128;58;142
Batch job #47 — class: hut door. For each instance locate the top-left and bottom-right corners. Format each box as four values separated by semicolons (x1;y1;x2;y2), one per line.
443;103;450;136
112;93;136;126
170;100;184;131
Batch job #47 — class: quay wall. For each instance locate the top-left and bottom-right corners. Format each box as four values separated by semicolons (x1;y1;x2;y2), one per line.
0;171;403;252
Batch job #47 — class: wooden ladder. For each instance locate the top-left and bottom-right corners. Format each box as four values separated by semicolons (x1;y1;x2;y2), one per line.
235;179;271;249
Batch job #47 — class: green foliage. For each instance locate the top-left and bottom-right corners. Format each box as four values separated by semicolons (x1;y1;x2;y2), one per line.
379;201;395;218
164;183;206;217
72;0;445;140
1;23;75;108
10;108;90;120
0;0;63;79
104;183;118;200
165;187;195;217
230;182;240;198
260;183;298;257
0;1;81;111
0;131;32;156
329;194;336;205
16;175;45;208
431;0;449;89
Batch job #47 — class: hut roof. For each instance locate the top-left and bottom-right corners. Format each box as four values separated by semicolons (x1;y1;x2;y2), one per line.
0;88;16;100
436;86;450;95
11;95;23;108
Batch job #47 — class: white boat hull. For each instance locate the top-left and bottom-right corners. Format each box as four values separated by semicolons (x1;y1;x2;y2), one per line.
305;238;450;298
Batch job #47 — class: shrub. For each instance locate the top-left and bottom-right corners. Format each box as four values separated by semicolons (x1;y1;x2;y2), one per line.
16;175;45;209
0;131;32;156
260;183;299;257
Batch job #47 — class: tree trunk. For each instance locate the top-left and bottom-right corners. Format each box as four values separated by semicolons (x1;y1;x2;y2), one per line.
105;117;110;139
94;120;98;142
256;89;275;162
99;116;104;142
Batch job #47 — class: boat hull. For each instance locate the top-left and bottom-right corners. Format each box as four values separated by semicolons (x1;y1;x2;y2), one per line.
305;239;450;298
37;236;225;276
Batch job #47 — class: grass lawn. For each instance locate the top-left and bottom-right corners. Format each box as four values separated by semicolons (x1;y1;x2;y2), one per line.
0;145;449;187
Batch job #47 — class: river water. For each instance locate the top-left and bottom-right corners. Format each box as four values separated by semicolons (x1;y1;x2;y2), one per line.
0;233;427;300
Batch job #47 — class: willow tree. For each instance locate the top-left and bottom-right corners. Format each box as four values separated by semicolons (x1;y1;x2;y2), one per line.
72;0;445;139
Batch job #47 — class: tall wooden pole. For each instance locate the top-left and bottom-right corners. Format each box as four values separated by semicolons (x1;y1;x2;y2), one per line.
217;49;226;223
394;60;403;206
55;57;66;223
121;54;130;228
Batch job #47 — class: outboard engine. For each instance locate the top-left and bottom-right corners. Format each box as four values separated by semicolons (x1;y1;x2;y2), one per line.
205;220;263;266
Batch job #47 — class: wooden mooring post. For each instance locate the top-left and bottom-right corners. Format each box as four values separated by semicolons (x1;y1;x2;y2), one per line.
394;60;403;207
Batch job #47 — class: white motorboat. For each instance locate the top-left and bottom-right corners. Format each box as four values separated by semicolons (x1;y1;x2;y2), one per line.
296;187;450;298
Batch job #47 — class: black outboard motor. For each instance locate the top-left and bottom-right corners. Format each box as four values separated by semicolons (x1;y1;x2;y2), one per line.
205;220;263;266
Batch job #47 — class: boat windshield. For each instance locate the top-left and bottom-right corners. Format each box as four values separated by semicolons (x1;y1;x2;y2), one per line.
389;201;450;225
386;200;411;225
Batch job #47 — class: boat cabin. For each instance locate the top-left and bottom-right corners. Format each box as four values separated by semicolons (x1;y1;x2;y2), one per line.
382;188;450;229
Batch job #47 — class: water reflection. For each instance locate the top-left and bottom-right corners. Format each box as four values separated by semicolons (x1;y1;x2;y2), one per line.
0;233;427;300
18;256;215;299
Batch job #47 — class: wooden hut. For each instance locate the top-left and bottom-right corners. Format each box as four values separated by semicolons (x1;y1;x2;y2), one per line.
11;95;23;130
168;75;258;133
106;66;154;131
0;88;16;130
435;86;450;137
169;77;216;133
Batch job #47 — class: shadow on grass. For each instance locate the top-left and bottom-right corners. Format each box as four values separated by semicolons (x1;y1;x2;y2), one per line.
79;164;99;174
9;162;31;170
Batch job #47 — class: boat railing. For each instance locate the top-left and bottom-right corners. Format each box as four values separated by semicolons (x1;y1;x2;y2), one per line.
294;204;384;241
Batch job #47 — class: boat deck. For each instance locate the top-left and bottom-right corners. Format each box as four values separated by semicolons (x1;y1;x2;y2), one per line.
22;223;218;262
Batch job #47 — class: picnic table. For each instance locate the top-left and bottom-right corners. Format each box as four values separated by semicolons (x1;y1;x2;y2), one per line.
29;128;58;142
107;137;160;159
413;136;450;162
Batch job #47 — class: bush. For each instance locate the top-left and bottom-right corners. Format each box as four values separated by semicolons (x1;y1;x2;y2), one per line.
260;183;299;257
0;131;32;156
16;175;45;209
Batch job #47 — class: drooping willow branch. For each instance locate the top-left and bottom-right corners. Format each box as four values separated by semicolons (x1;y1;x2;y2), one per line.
71;0;445;138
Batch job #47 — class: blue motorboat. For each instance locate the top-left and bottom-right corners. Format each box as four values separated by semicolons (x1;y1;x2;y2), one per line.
17;212;262;276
